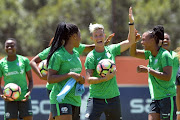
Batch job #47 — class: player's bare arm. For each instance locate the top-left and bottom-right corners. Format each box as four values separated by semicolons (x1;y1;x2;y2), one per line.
86;69;115;84
137;65;172;81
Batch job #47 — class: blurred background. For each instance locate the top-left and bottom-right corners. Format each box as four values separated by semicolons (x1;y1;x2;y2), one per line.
0;0;180;119
0;0;180;56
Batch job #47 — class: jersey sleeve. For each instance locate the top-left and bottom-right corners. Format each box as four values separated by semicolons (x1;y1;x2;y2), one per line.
48;53;62;71
24;57;31;72
108;44;121;56
84;52;95;70
38;47;50;60
74;43;86;55
161;51;173;67
144;50;151;60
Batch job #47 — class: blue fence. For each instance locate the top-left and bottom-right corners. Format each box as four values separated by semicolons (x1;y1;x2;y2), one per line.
0;86;151;120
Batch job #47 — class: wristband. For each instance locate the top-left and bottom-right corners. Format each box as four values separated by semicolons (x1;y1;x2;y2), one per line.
147;67;150;73
177;111;180;115
129;22;134;25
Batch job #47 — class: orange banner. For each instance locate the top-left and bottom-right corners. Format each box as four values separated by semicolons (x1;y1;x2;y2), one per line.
1;56;148;86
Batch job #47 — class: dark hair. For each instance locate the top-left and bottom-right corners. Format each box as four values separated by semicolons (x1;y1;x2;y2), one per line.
148;25;164;44
47;22;79;66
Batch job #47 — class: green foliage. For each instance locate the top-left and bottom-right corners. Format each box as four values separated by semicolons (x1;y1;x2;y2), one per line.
0;0;180;56
133;0;180;50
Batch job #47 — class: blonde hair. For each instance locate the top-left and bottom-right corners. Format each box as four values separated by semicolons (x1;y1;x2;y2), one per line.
89;23;104;33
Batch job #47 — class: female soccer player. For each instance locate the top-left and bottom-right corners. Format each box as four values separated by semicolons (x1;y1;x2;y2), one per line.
30;33;113;120
161;33;180;119
46;22;86;120
0;38;33;120
84;7;135;120
130;26;177;120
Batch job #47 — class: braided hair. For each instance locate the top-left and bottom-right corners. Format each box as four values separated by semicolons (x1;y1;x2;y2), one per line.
47;22;79;66
147;25;164;44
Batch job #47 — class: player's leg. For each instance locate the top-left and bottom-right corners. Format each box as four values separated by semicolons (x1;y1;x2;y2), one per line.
47;89;55;120
104;96;122;120
159;96;177;120
85;98;105;120
148;113;160;120
48;112;54;120
72;105;80;120
23;116;33;120
4;101;18;120
51;103;73;120
148;100;160;120
18;99;33;120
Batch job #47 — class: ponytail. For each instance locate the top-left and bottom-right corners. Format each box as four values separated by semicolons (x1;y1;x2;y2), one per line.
47;22;79;67
47;22;66;66
148;25;164;44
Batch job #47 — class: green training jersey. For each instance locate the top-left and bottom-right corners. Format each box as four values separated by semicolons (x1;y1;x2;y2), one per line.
170;50;179;88
84;44;121;99
48;46;83;106
38;44;85;90
0;55;31;101
145;47;175;100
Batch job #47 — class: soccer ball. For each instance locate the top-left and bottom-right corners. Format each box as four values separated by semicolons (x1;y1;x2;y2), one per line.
3;83;21;101
38;59;48;76
96;59;116;77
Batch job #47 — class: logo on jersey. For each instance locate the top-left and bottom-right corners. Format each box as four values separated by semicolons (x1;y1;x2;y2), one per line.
154;59;158;64
70;68;82;72
20;70;24;74
67;58;72;61
105;52;111;58
5;71;19;76
17;62;22;66
97;57;102;61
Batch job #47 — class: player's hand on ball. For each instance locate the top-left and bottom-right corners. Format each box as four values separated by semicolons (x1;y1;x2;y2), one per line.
40;74;48;80
2;95;14;101
137;65;148;73
105;69;116;81
0;94;8;101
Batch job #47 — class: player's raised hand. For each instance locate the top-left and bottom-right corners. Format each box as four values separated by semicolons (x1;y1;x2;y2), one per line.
105;33;115;46
129;7;134;23
135;29;141;43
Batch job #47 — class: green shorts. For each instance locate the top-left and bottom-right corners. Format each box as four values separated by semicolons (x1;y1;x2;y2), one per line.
85;96;122;120
149;96;177;120
4;99;33;120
